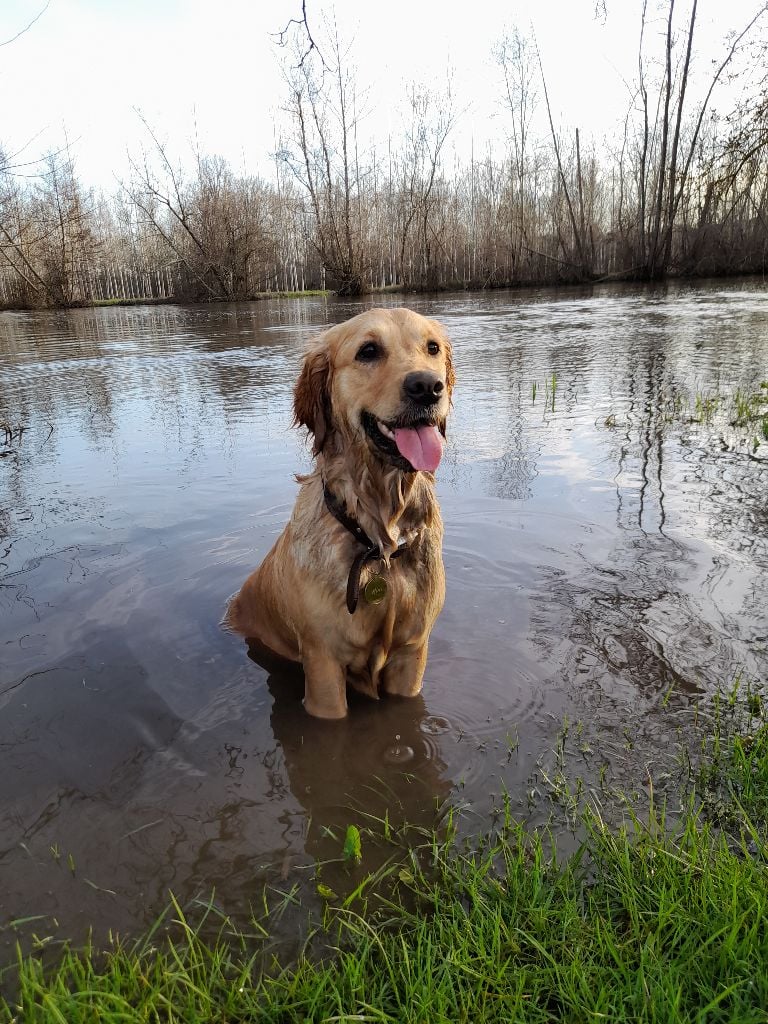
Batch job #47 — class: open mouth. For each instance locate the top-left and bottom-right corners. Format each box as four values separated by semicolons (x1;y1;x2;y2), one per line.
361;410;445;472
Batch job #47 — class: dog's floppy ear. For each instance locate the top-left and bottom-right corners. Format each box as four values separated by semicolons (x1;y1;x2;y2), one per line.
438;332;455;439
429;318;455;397
293;344;332;455
444;341;456;396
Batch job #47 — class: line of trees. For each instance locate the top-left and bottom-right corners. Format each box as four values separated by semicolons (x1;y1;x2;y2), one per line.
1;1;767;309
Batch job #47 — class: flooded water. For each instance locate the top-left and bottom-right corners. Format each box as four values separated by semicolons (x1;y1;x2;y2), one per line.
1;281;767;957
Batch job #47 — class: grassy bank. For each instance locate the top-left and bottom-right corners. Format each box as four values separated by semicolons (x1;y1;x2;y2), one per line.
2;684;767;1023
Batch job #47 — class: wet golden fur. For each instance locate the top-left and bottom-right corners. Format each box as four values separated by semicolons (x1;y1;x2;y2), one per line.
226;307;454;718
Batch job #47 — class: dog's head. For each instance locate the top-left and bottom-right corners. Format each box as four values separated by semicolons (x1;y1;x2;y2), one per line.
294;308;454;473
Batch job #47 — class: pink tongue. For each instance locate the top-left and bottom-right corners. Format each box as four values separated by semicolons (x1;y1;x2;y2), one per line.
393;424;444;472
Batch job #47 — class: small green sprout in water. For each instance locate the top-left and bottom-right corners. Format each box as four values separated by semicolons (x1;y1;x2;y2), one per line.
644;381;768;454
342;825;362;865
661;682;676;708
532;374;560;413
67;852;76;875
694;391;719;424
316;883;338;901
8;914;48;930
729;385;768;438
505;729;519;760
734;389;749;422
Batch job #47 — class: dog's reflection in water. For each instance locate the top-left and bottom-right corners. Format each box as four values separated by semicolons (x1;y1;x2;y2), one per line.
247;639;452;875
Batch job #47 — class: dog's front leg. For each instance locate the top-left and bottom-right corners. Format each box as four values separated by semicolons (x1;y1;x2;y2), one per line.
302;646;348;719
380;641;429;698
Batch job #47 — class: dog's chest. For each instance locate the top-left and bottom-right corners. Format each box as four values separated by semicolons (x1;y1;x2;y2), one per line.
358;542;442;630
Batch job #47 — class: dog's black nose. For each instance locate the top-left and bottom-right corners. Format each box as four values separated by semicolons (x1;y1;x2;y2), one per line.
403;371;445;406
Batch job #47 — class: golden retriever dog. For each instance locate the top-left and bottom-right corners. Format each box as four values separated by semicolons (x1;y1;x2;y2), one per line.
226;307;454;719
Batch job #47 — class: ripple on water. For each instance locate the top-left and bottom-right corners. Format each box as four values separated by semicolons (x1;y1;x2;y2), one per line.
2;284;768;949
419;714;451;736
382;737;416;766
380;715;457;769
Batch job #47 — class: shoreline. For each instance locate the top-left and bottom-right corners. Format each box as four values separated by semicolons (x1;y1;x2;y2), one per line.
1;268;766;314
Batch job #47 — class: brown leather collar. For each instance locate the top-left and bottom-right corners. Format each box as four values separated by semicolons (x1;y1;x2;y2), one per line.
322;483;407;613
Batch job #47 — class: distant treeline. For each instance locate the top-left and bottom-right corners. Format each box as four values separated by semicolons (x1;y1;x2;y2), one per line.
1;8;767;309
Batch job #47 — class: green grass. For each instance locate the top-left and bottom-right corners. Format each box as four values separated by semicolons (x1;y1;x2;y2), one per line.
3;685;768;1023
530;373;559;414
681;383;768;451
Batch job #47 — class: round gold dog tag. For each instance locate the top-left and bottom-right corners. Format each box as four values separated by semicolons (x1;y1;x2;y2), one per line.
363;574;387;605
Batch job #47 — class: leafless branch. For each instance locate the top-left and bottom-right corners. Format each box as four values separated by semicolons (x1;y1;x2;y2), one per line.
0;0;51;47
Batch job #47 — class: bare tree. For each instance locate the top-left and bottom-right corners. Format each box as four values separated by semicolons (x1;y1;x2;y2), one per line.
629;0;767;278
280;21;370;295
33;148;97;305
3;1;768;308
0;158;48;305
125;116;273;301
496;27;540;278
0;145;97;307
537;44;594;278
396;79;456;288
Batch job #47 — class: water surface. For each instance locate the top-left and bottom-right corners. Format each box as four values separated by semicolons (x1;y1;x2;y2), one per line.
1;282;767;956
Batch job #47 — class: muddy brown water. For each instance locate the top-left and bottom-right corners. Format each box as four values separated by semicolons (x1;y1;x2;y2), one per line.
1;281;767;962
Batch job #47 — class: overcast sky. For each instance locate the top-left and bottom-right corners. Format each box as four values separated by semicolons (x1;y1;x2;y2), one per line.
0;0;763;192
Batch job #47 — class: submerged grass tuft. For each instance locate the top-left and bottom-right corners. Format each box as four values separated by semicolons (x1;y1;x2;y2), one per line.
603;379;768;453
3;684;768;1023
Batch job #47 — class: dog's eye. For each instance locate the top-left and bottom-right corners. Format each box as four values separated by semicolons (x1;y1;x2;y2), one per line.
356;341;380;362
427;340;440;355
